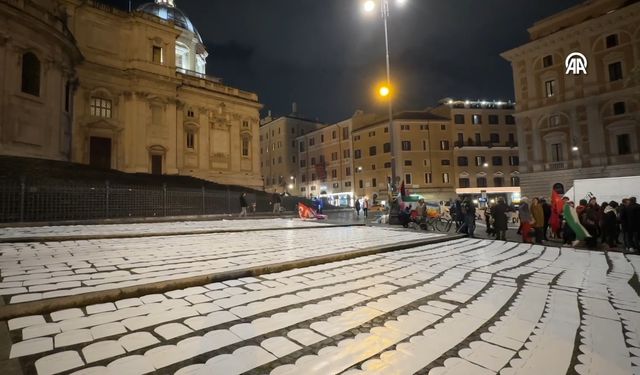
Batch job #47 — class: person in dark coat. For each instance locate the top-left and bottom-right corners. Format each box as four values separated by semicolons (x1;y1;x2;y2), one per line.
239;192;248;217
621;198;632;250
541;198;551;241
492;198;510;241
453;199;464;230
354;198;361;217
582;197;600;249
602;201;619;249
272;191;282;213
630;197;640;251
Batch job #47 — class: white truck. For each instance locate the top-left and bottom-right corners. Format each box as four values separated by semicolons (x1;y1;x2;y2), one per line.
564;176;640;203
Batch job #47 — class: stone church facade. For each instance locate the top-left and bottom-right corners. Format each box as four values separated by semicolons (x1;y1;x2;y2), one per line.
0;0;263;189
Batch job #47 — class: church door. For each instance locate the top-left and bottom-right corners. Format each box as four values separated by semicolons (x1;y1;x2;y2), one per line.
151;155;163;175
89;137;112;169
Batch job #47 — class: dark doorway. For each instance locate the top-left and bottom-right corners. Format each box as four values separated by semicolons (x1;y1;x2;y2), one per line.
151;155;163;175
89;137;111;169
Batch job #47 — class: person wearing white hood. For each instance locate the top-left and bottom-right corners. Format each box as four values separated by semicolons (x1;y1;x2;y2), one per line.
518;197;533;244
602;201;620;249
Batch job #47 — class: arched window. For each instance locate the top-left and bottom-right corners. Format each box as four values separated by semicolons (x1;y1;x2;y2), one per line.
21;52;40;96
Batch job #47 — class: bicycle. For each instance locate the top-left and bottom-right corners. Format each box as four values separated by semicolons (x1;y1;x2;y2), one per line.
420;214;454;232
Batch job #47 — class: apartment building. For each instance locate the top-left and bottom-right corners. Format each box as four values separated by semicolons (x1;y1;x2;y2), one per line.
501;0;640;198
296;119;354;207
431;99;521;204
259;107;325;192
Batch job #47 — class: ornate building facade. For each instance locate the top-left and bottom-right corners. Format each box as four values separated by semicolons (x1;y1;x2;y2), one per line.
1;0;263;189
501;0;640;198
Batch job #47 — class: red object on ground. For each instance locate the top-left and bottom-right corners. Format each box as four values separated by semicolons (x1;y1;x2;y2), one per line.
298;203;327;220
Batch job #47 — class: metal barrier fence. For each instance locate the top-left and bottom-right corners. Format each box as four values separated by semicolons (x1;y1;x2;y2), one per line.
0;177;307;223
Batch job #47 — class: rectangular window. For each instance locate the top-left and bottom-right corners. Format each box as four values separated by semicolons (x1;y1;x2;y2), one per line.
509;156;519;166
494;177;504;187
551;143;563;162
383;143;391;153
613;101;626;115
354;135;361;141
401;125;410;131
443;173;450;184
475;133;481;145
346;167;351;176
152;46;163;64
369;146;377;156
300;160;306;167
454;114;465;124
368;131;376;137
459;178;470;188
404;174;412;184
511;176;520;187
422;140;427;151
333;183;340;189
488;115;499;125
384;162;391;168
343;127;349;140
64;81;71;112
311;157;316;165
608;62;623;82
301;174;306;183
401;141;411;151
292;156;296;163
309;138;315;146
441;124;446;131
359;180;363;189
186;131;195;149
332;130;337;139
331;169;338;179
404;160;412;166
475;156;486;166
331;152;338;161
492;156;503;166
542;55;553;68
345;181;352;187
477;177;487;188
505;115;516;125
606;34;619;48
371;164;376;170
243;120;249;128
618;134;631;155
384;127;389;133
490;133;500;143
545;80;555;97
242;138;249;157
299;142;305;152
472;114;482;125
343;149;351;158
425;173;433;184
320;134;324;143
372;178;377;188
440;140;450;150
457;157;468;166
90;97;112;118
441;160;450;166
354;150;362;159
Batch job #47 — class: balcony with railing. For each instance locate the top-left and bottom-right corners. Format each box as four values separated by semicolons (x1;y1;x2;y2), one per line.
176;68;258;102
545;161;567;171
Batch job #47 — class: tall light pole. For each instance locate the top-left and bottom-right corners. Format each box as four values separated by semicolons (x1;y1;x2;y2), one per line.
364;0;404;223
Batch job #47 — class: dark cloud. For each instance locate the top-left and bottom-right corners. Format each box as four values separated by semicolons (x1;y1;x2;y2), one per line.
101;0;584;122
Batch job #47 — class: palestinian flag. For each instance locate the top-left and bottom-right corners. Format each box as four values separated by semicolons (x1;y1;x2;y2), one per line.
563;203;591;240
298;203;327;220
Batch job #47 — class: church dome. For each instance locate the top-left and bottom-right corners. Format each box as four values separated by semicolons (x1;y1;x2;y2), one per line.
138;0;203;42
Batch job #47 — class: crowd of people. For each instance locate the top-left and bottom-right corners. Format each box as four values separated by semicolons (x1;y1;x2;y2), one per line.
475;195;640;251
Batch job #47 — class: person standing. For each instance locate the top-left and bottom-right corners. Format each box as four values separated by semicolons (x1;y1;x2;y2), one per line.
531;198;545;244
541;198;551;240
363;198;369;219
239;192;248;217
354;198;361;217
453;199;464;230
463;198;476;238
621;198;632;251
492;198;510;241
272;191;282;214
602;201;619;249
582;197;600;249
519;197;533;243
630;197;640;251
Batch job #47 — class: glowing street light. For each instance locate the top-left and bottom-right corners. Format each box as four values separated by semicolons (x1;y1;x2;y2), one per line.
364;0;375;12
379;85;390;97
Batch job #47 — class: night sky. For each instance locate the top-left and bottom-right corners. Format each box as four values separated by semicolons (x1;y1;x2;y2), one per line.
101;0;584;123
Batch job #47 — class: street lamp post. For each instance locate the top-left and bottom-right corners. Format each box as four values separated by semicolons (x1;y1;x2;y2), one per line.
364;0;403;224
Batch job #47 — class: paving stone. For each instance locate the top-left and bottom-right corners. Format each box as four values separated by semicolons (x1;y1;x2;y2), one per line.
10;337;53;358
90;322;127;340
107;355;155;374
51;308;85;322
144;345;190;369
82;340;126;363
118;332;160;352
69;367;109;375
287;329;326;346
86;303;116;315
139;294;167;304
8;315;46;330
115;298;143;309
154;323;193;340
35;351;85;375
23;323;62;340
55;329;94;348
261;337;302;358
